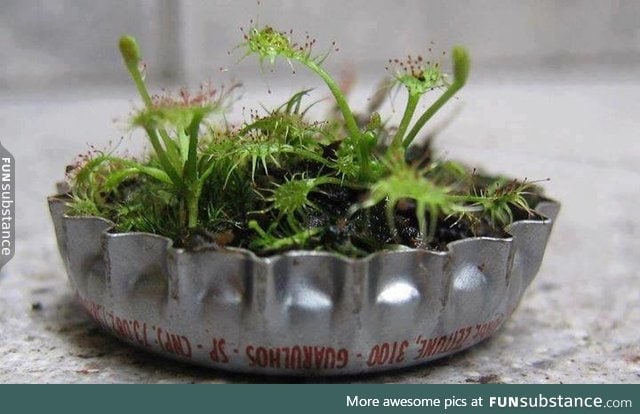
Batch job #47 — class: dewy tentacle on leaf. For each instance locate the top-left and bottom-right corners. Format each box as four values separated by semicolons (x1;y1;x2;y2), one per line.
402;46;470;148
242;26;361;140
388;52;446;152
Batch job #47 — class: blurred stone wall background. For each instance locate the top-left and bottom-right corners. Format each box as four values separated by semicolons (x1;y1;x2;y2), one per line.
2;0;640;90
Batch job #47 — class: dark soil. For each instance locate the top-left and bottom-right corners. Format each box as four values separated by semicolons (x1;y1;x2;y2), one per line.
180;179;543;257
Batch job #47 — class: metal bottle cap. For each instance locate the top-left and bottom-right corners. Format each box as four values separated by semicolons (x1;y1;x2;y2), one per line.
49;195;559;375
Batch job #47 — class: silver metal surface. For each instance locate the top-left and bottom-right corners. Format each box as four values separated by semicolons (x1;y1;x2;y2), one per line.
48;195;560;375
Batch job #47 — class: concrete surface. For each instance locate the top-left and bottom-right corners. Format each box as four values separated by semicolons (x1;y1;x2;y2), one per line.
1;70;639;383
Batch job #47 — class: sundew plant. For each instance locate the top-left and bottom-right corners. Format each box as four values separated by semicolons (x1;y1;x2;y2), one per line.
66;26;544;257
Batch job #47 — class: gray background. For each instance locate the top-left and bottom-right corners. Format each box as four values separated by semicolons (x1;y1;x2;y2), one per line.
2;0;640;88
1;1;639;383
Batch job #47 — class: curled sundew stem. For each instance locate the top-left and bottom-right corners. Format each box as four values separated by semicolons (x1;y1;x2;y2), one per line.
390;92;420;154
184;112;206;230
119;35;180;175
185;112;205;183
304;60;361;140
121;35;214;230
403;46;470;149
119;36;153;107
